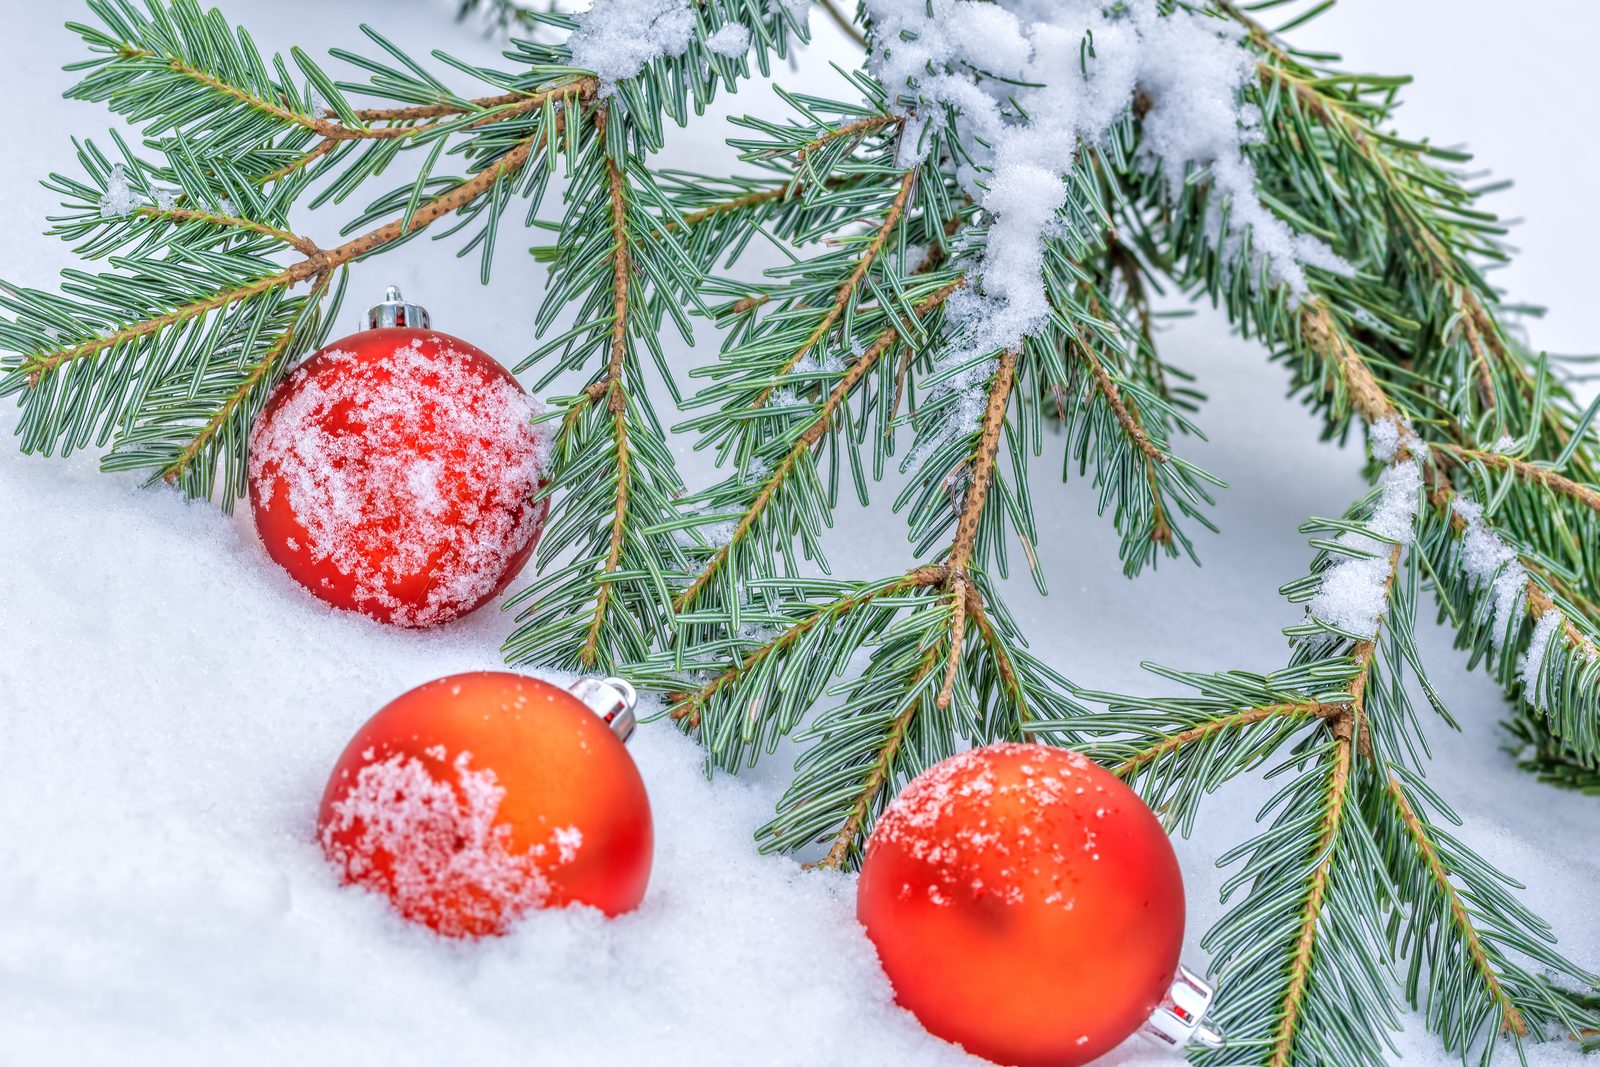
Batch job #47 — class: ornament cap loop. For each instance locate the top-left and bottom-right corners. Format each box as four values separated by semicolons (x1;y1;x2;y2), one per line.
565;676;638;743
1141;963;1224;1050
366;285;432;330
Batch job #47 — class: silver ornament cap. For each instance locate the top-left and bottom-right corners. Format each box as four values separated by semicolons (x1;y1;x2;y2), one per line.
366;285;432;330
564;676;639;742
1142;964;1225;1050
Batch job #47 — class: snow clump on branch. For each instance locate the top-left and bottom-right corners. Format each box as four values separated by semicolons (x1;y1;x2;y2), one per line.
1307;457;1422;638
863;0;1345;357
567;0;698;93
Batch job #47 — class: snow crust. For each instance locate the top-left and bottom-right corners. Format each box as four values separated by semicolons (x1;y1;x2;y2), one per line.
705;23;752;58
1517;609;1563;705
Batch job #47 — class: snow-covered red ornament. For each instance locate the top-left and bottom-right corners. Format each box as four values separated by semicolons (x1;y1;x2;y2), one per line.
318;672;651;938
248;287;546;628
856;743;1222;1067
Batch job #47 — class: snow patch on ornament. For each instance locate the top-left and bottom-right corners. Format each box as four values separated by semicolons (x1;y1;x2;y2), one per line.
872;743;1109;910
320;750;580;937
248;338;545;627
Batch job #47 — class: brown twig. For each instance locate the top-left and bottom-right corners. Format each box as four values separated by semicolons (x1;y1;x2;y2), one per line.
963;585;1029;732
1269;728;1354;1067
1073;322;1172;544
253;81;592;187
159;270;335;486
816;641;944;870
935;349;1017;709
1432;443;1600;516
580;126;635;668
258;138;338;185
1298;301;1404;427
134;206;323;257
136;47;581;141
26;123;559;384
788;114;898;187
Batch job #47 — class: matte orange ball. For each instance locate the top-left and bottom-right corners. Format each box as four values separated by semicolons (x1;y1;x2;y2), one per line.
317;672;652;937
857;743;1184;1067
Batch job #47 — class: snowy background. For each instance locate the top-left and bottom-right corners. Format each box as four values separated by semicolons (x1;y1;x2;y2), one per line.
1;2;1597;1065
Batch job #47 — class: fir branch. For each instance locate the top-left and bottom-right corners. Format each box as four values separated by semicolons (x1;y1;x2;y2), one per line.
1297;301;1404;428
815;640;945;870
788;114;899;182
157;268;336;487
936;348;1017;707
132;205;322;256
577;141;637;666
1074;319;1174;545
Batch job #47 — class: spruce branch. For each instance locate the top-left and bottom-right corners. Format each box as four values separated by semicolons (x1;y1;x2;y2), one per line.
156;268;337;489
666;565;950;731
815;638;945;870
936;348;1017;707
1075;317;1175;546
1111;702;1340;780
580;135;640;668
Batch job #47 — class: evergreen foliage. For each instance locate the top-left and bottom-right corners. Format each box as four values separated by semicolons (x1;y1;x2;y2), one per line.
3;0;1598;1062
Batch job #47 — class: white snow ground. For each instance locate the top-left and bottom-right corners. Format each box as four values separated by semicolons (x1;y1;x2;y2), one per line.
1;3;1597;1065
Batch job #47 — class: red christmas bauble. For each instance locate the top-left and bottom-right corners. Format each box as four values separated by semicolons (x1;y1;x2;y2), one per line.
857;742;1185;1067
317;672;652;937
248;313;546;628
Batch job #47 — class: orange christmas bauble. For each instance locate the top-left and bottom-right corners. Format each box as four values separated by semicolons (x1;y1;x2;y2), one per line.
857;743;1185;1067
317;672;651;937
248;314;546;628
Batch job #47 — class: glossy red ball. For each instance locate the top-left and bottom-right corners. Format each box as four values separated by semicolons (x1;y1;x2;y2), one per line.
248;326;546;628
857;743;1185;1067
317;672;652;937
